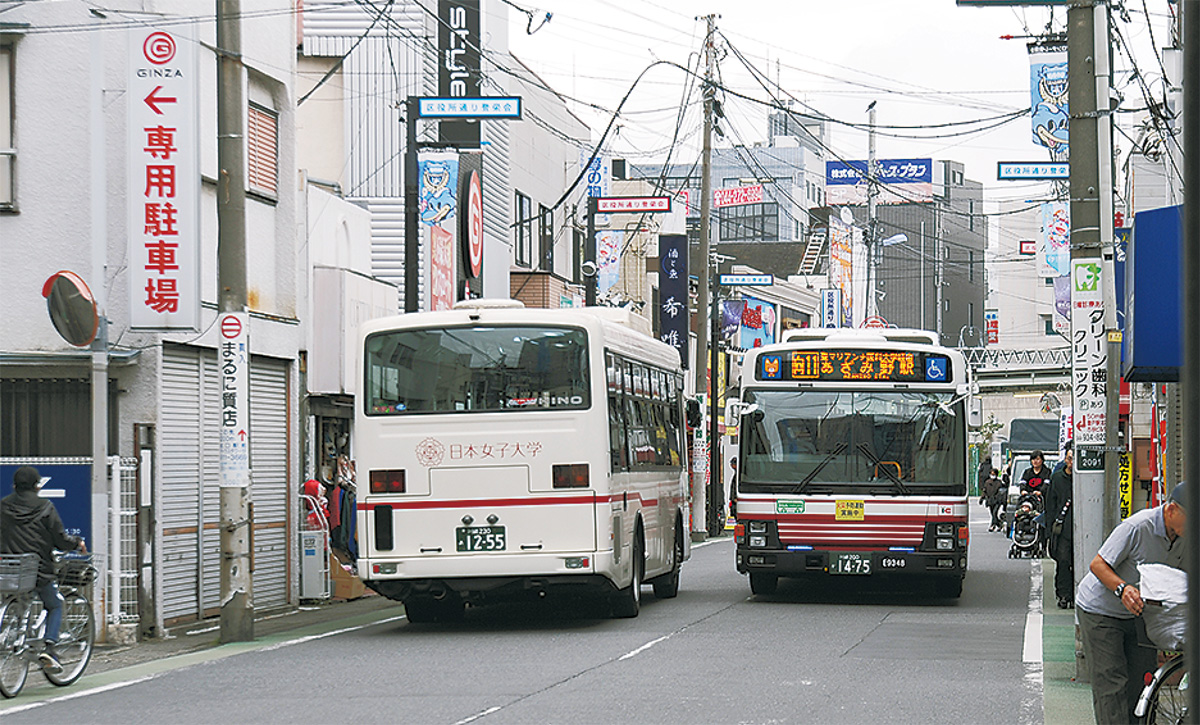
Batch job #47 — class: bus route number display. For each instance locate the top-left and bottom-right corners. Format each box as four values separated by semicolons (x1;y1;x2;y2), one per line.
756;349;950;383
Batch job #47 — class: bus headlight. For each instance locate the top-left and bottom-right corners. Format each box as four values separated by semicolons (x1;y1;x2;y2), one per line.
749;521;768;534
936;523;954;537
749;535;767;548
936;538;954;551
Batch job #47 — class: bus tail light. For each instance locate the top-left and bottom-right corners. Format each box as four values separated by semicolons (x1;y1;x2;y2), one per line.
552;463;589;488
958;526;969;547
734;523;745;545
370;469;406;494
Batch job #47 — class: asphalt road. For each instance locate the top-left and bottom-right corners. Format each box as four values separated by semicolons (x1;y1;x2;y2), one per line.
3;502;1039;724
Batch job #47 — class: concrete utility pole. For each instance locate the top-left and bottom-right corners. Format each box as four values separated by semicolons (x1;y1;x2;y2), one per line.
216;0;254;643
693;13;717;541
866;102;878;320
1182;0;1199;717
1066;2;1117;678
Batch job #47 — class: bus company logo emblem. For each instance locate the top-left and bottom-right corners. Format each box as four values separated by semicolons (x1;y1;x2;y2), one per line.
940;505;953;515
415;437;445;467
762;355;782;379
924;357;947;382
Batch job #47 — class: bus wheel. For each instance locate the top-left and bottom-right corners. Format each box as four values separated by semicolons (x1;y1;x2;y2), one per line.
612;530;644;618
651;521;683;599
749;573;778;596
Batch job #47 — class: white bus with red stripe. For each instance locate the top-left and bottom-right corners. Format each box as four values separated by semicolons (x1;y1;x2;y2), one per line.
355;301;690;621
733;328;972;598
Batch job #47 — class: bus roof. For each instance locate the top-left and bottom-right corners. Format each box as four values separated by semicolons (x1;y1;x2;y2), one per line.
359;304;681;372
782;328;940;346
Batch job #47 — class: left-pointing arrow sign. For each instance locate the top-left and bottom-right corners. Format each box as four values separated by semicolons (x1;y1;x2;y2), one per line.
144;85;177;115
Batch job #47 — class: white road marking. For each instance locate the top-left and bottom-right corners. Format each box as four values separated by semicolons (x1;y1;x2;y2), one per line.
1020;559;1044;725
0;614;407;714
454;706;502;725
618;633;672;661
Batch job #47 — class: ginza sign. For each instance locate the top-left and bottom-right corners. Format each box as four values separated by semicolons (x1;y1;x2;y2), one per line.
128;28;199;330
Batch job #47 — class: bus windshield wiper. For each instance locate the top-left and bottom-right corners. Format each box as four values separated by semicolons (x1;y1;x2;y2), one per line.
857;443;910;495
795;441;847;494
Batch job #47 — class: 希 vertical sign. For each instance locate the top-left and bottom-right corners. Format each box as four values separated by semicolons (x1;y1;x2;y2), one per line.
128;28;199;330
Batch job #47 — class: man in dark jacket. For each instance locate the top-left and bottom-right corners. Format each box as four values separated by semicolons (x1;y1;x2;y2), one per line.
980;468;1005;531
0;466;86;673
1045;444;1074;608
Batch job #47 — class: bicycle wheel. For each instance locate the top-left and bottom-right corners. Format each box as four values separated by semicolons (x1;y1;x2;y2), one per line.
0;599;30;698
1141;656;1188;725
43;593;93;686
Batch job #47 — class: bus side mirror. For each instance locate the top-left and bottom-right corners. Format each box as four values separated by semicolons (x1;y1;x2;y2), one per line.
686;398;701;428
726;400;758;420
968;397;982;428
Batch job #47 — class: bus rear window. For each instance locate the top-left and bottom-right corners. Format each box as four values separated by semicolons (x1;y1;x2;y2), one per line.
364;326;590;415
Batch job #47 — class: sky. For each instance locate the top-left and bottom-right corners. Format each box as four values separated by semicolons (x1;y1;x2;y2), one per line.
507;0;1176;213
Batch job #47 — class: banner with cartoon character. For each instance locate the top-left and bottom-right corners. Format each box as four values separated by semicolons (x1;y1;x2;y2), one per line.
1030;43;1069;161
596;230;623;296
1040;201;1070;278
419;151;459;311
739;296;776;350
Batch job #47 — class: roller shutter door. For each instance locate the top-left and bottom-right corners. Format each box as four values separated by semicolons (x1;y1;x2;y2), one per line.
160;344;291;623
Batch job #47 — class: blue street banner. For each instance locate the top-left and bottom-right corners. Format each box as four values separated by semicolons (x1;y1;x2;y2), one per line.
0;463;92;541
720;300;746;341
1030;43;1069;160
657;234;688;368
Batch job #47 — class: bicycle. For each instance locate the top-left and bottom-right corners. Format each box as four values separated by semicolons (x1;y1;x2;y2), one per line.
1136;651;1187;725
0;553;97;698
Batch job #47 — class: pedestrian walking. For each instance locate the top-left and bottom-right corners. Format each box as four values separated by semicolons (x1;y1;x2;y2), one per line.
980;468;1005;531
1075;481;1188;724
977;454;992;497
1045;442;1074;608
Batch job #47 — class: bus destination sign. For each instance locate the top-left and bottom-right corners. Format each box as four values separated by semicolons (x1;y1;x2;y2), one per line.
756;349;950;383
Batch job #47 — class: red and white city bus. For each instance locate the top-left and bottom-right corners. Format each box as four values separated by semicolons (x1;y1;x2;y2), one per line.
733;328;973;598
355;301;690;620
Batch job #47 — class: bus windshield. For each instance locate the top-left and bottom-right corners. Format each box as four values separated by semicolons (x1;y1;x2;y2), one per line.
739;389;965;495
364;325;590;415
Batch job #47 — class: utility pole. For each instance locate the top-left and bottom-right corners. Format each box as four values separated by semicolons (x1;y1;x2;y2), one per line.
1067;1;1116;678
1181;0;1199;717
866;102;878;320
216;0;253;643
935;216;943;341
693;13;717;541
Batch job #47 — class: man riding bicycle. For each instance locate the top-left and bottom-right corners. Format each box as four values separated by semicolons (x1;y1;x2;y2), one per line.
0;465;87;674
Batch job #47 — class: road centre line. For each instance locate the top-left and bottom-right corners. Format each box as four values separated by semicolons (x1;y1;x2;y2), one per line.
618;633;672;661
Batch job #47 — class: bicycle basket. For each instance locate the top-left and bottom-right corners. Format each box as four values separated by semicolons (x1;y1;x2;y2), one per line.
57;556;97;587
0;553;39;595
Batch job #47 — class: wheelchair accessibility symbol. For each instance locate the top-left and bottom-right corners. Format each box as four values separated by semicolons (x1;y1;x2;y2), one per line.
925;357;947;381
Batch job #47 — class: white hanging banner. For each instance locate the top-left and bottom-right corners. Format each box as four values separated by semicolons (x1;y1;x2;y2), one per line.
218;312;251;488
128;27;200;330
1071;260;1106;447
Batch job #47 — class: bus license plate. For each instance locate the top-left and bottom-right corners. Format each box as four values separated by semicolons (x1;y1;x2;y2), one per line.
456;526;507;552
830;552;871;575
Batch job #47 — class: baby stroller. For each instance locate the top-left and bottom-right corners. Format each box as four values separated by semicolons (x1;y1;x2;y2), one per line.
1008;493;1044;559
